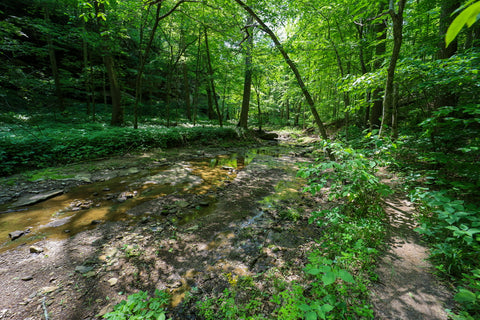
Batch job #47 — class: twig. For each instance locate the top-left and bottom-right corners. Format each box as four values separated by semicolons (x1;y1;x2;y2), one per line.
42;297;49;320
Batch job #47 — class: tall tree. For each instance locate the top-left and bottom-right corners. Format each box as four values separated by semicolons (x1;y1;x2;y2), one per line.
44;5;65;113
379;0;406;137
94;0;123;126
238;15;254;129
233;0;332;159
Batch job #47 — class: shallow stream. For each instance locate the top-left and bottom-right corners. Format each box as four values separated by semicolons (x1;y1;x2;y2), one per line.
0;148;282;252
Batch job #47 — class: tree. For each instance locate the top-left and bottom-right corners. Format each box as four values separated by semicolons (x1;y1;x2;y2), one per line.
238;15;254;129
379;0;406;138
233;0;333;160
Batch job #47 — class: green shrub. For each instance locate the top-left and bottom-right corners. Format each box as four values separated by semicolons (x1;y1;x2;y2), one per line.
298;141;392;218
103;290;170;320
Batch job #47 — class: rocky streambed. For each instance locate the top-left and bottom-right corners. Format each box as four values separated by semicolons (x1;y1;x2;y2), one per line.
0;141;323;319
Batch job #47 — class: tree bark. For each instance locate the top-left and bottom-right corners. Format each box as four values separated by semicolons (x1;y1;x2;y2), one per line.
104;54;123;126
238;15;253;129
435;0;460;108
379;0;406;137
233;0;333;159
95;1;123;126
370;18;387;130
204;28;222;126
44;7;65;113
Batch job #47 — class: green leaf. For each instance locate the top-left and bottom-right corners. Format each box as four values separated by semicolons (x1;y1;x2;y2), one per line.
307;268;321;275
320;303;334;314
305;311;318;320
446;2;480;47
322;271;336;286
338;269;355;283
454;288;477;303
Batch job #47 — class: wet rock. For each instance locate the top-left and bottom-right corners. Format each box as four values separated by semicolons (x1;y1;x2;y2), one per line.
69;200;93;211
104;193;115;200
29;246;44;253
118;191;136;202
64;229;71;233
8;230;24;241
103;187;111;191
199;201;209;207
11;190;64;208
91;220;103;225
74;173;92;183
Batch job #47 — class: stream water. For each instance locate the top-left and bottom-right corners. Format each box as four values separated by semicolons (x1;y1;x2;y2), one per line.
0;148;283;252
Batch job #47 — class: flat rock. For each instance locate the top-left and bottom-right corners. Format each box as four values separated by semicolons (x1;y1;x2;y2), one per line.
75;265;93;274
29;246;44;253
107;278;118;286
11;190;64;208
9;230;24;240
39;286;58;294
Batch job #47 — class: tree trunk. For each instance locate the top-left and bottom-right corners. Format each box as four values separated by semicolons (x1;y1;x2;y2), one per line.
204;28;222;126
95;1;123;126
133;3;161;129
104;54;123;126
44;7;65;113
238;16;253;129
234;0;332;160
253;84;262;131
435;0;460;108
370;18;387;130
81;25;92;117
392;82;399;140
379;0;406;137
206;82;214;120
183;61;192;121
439;0;460;59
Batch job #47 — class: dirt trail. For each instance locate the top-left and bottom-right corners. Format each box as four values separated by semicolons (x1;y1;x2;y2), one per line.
370;174;454;319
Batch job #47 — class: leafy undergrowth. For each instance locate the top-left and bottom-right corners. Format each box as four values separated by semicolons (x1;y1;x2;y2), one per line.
343;119;480;319
0;113;241;176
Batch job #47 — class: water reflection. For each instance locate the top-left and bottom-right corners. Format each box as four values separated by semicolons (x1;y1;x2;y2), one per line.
0;151;268;252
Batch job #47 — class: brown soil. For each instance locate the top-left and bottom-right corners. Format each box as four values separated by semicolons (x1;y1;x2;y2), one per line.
370;172;454;319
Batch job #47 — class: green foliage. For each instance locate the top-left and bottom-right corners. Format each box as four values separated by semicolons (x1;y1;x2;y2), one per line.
298;141;392;217
412;189;480;319
103;289;170;320
0;118;239;176
196;276;267;320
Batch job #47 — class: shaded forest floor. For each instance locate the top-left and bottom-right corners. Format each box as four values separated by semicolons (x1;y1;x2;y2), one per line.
0;133;452;319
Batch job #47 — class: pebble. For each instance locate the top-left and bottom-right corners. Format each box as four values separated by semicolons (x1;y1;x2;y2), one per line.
21;275;33;281
107;278;118;286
